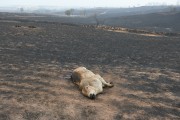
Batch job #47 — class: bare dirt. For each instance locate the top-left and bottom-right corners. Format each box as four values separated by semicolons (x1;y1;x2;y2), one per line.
0;14;180;120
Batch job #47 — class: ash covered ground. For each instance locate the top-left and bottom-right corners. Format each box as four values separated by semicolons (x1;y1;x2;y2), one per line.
0;13;180;119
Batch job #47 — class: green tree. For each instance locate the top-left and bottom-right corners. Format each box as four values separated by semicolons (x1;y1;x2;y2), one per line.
65;10;71;16
65;9;74;16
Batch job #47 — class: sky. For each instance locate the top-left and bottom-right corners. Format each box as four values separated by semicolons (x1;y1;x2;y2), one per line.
0;0;179;7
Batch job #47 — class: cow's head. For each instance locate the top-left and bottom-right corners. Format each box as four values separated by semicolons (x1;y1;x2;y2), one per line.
82;85;96;99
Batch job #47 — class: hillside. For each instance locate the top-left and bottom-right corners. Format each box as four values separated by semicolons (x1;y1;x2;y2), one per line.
104;12;180;32
1;7;180;33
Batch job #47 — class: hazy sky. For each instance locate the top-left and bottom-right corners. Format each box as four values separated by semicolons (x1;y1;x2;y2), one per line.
0;0;179;7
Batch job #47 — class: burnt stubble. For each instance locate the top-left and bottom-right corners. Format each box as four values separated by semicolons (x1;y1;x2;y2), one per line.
0;13;180;120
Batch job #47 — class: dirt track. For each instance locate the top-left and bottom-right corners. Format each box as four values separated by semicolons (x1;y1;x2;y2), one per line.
0;16;180;120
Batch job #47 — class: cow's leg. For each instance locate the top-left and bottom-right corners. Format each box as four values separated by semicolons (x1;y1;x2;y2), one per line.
95;74;114;87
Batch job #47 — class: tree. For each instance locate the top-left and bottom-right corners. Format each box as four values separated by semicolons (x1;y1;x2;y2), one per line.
93;13;99;26
65;10;71;16
169;6;177;12
93;13;105;26
64;9;75;16
20;7;24;13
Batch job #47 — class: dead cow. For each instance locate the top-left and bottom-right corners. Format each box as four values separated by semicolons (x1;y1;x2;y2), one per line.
71;67;114;99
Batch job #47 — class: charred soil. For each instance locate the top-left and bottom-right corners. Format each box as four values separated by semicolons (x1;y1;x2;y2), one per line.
0;13;180;120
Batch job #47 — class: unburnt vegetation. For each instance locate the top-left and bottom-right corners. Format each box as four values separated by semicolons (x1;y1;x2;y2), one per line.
0;13;180;120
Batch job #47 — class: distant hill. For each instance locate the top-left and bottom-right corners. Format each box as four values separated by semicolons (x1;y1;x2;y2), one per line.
0;6;180;32
103;12;180;32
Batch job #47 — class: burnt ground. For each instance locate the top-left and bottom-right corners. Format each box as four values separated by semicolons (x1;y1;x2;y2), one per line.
0;15;180;120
